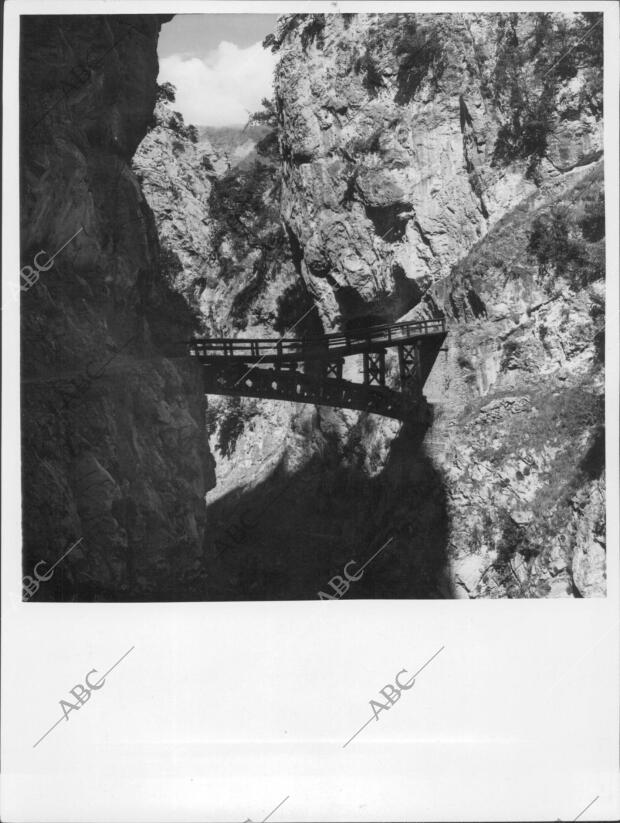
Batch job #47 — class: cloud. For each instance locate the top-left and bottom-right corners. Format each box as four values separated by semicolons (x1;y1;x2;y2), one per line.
158;40;277;127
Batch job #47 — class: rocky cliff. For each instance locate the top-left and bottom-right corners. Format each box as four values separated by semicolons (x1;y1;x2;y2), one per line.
133;70;453;600
273;12;602;324
133;91;335;597
128;11;605;599
261;11;605;597
36;11;604;601
20;15;214;601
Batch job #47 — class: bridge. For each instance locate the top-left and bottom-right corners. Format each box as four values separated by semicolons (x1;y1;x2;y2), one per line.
189;316;447;421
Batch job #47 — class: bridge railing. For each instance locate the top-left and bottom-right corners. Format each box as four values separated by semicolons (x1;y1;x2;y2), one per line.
189;316;446;361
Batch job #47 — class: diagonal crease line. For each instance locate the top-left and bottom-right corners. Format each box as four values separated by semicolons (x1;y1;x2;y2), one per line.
4;228;85;313
545;629;613;698
342;715;376;749
573;795;599;821
32;715;66;749
262;795;290;822
409;645;445;680
45;537;83;575
233;298;324;387
48;226;84;262
543;18;603;79
342;646;445;748
99;646;135;681
32;646;135;748
356;536;395;574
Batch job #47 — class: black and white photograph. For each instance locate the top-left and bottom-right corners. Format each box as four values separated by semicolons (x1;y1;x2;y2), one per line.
2;2;619;821
18;7;608;602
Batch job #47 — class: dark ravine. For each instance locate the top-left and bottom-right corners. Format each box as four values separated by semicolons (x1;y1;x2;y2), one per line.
21;15;214;601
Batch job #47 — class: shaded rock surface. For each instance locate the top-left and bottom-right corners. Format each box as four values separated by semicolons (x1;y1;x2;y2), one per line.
20;15;214;601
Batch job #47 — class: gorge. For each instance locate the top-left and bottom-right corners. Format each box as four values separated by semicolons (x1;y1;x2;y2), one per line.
20;11;605;601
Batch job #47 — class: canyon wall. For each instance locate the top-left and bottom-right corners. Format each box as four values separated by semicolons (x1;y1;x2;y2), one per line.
267;11;605;597
20;15;214;601
274;12;602;324
133;93;318;522
134;71;457;599
59;11;606;600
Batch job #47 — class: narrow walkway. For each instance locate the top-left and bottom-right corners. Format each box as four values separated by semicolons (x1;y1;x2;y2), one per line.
189;315;447;420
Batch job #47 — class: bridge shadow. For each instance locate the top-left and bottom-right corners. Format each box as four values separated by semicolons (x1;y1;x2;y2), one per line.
200;416;454;601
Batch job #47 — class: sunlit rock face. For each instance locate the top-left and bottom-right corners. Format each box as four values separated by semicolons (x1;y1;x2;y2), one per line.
274;13;602;331
263;11;605;598
133;89;309;514
133;97;225;325
20;15;214;601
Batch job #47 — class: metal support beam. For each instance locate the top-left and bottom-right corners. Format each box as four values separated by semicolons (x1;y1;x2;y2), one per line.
325;358;344;380
363;349;386;386
398;342;421;389
195;319;448;421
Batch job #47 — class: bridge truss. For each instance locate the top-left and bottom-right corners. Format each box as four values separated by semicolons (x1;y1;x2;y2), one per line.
189;316;447;421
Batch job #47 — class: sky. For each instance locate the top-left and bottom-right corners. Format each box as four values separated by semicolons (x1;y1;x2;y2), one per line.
158;14;280;128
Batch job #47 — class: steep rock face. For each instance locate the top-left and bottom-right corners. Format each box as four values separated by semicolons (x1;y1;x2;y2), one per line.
133;94;317;512
134;96;303;338
133;86;449;600
20;15;214;601
267;11;605;597
274;12;602;328
198;124;270;169
122;11;604;600
422;165;605;597
133;97;223;325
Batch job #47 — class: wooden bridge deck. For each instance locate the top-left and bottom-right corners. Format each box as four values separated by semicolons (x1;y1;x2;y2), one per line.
189;315;447;421
189;317;446;363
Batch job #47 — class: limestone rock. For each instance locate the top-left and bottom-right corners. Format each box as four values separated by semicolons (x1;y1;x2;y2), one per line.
20;15;212;601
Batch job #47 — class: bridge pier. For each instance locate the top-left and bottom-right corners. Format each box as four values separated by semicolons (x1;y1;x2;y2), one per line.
363;349;386;386
398;342;421;390
324;358;344;380
191;314;447;421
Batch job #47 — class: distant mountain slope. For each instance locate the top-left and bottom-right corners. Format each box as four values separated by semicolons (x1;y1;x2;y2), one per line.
198;124;270;168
